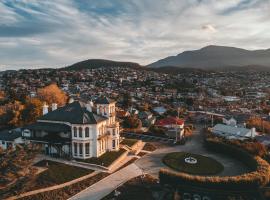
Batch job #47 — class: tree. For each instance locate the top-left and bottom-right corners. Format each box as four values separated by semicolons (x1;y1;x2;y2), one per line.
122;93;132;108
21;97;43;124
0;101;24;128
37;83;67;106
0;90;5;100
123;115;142;129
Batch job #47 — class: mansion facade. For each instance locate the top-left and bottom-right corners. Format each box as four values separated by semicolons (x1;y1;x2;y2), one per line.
23;97;120;159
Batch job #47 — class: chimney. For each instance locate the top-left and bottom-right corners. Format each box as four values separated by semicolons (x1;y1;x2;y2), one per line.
86;101;92;112
43;104;49;115
251;127;256;138
52;103;57;111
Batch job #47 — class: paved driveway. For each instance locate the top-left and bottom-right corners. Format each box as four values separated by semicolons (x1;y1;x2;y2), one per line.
69;163;142;200
135;125;250;177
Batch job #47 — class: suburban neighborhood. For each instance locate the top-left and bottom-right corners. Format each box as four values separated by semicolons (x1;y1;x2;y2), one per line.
1;64;270;200
1;0;270;200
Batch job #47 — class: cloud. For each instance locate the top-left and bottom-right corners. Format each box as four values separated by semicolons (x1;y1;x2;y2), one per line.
0;0;270;70
202;24;217;33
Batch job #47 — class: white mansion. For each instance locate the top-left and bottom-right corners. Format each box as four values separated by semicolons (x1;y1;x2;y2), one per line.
23;97;120;159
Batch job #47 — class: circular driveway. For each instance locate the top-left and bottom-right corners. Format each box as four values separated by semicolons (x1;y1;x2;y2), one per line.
135;125;250;178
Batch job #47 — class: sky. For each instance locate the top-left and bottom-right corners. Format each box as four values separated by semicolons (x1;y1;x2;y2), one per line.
0;0;270;70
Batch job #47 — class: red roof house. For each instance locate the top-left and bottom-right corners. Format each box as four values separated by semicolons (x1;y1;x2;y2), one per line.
156;117;184;128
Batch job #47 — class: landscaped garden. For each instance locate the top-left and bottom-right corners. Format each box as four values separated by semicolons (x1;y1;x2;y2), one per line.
76;148;127;167
162;152;224;175
20;172;109;200
33;160;93;186
1;160;93;199
120;138;138;147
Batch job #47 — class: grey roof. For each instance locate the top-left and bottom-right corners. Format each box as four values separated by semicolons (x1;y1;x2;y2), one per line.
95;96;115;104
0;129;22;141
212;124;252;137
24;122;71;132
39;101;107;124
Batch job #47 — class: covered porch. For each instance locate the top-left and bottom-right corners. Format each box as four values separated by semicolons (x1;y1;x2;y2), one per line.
23;122;72;158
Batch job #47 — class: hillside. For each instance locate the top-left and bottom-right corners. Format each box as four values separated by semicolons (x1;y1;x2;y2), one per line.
148;45;270;70
64;59;141;70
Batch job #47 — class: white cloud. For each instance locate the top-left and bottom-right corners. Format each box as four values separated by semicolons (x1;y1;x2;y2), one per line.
202;24;217;33
0;0;270;69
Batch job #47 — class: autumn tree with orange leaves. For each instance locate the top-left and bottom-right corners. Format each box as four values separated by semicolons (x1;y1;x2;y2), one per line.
37;83;68;106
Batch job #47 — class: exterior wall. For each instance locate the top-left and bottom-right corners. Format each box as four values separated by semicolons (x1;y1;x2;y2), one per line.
71;102;120;159
71;124;97;159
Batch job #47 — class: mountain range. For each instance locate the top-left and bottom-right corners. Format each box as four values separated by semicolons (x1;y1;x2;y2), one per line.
148;45;270;71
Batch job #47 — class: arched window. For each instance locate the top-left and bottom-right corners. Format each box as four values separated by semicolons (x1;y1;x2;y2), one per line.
85;127;89;137
73;127;77;137
79;127;82;137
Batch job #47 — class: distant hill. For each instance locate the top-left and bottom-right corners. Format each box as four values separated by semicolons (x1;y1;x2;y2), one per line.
148;66;208;74
148;45;270;71
64;59;141;70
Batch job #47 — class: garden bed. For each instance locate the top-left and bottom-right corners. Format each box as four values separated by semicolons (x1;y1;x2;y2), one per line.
76;148;127;167
19;172;109;200
1;160;93;199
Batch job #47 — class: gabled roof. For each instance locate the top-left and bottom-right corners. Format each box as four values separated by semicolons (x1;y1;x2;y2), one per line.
24;122;71;132
95;96;115;104
39;101;107;124
212;124;252;137
156;117;184;126
0;129;21;141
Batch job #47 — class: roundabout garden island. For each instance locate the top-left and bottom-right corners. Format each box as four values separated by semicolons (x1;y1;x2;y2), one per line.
163;152;224;175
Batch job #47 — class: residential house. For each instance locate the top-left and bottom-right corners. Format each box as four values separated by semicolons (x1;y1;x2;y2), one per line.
22;97;120;159
0;128;24;150
212;124;257;140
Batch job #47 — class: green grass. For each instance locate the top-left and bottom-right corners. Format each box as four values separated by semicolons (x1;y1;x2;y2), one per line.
76;148;127;167
33;160;93;187
162;152;224;175
121;139;138;147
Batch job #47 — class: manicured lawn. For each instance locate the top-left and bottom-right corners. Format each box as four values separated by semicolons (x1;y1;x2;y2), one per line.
33;160;93;187
121;138;138;147
162;152;224;175
76;148;127;167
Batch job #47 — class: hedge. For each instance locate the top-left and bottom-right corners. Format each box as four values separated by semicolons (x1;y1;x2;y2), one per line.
159;138;270;190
